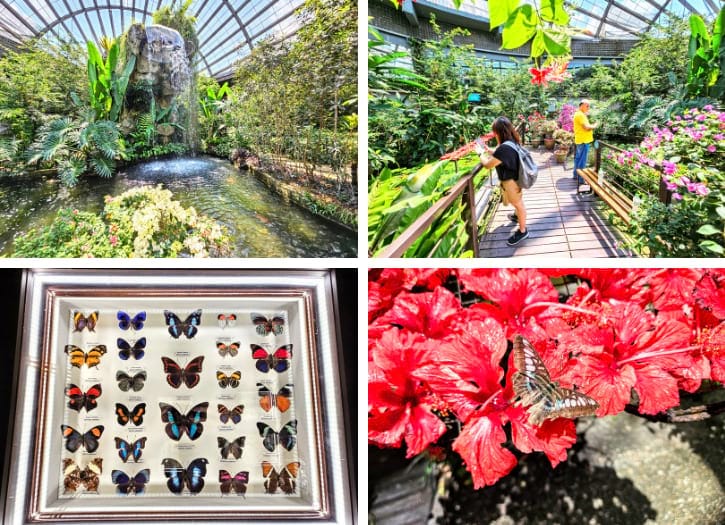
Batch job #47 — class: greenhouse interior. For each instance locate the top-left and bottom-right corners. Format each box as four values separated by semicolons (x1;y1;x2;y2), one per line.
0;0;357;258
368;0;725;259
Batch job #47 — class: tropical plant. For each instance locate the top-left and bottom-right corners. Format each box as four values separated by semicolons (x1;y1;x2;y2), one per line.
27;112;121;186
86;39;136;122
686;8;725;100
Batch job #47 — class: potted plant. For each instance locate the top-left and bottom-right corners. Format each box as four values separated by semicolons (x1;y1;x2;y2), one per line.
541;120;558;149
527;111;545;147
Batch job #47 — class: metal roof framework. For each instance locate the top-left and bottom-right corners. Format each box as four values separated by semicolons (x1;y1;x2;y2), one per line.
420;0;720;39
0;0;305;79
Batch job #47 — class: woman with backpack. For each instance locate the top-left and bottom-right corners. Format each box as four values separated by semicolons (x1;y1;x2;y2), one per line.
475;116;529;246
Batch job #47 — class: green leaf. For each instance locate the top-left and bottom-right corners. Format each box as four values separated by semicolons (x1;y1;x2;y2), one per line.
540;0;569;25
501;5;539;50
716;206;725;219
530;31;546;58
542;30;569;56
699;239;724;254
697;224;721;236
489;0;519;30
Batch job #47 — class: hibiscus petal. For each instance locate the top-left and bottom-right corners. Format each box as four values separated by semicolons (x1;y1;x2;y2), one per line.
565;355;636;417
633;364;681;415
452;413;517;488
377;287;462;339
508;406;577;467
404;404;448;458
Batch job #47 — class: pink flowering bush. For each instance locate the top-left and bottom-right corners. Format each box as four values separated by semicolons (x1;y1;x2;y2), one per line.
369;268;725;488
557;104;576;133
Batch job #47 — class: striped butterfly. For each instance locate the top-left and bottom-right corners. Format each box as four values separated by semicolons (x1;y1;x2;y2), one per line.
512;335;598;426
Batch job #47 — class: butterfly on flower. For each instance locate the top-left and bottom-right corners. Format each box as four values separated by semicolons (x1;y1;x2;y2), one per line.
72;311;98;332
62;458;102;493
65;345;106;368
216;341;240;357
163;309;202;339
116;370;146;392
64;383;102;412
117;337;146;360
217;314;237;328
217;436;245;460
162;458;208;494
117;311;146;331
257;383;292;413
261;461;299;495
256;420;297;452
111;469;150;495
218;404;244;424
219;470;249;496
250;313;285;336
115;436;147;463
511;335;599;426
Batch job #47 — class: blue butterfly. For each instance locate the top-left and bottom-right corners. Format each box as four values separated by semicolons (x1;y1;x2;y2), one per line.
159;402;209;441
162;458;208;494
115;437;147;463
117;337;146;360
111;469;149;495
163;309;202;339
117;311;146;331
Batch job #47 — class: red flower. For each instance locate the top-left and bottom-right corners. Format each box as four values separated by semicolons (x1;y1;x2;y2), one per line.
376;286;463;340
529;66;552;86
368;329;447;456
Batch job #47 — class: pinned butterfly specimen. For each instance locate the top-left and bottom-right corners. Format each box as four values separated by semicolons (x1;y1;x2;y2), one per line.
257;383;293;413
72;311;98;332
216;341;240;357
62;458;102;493
217;314;237;328
216;370;241;388
117;311;146;331
251;313;285;336
219;470;249;496
251;344;292;373
217;436;245;460
256;420;297;452
159;402;209;441
161;356;204;389
512;335;599;426
111;469;150;495
64;345;107;368
115;403;146;426
261;462;299;495
162;457;208;494
60;425;104;453
163;309;202;339
218;404;244;424
116;370;146;392
115;437;147;463
65;383;102;412
117;337;146;360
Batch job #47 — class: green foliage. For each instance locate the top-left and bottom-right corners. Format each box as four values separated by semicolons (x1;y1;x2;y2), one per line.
27;113;121;186
686;8;725;100
87;39;136;122
0;39;87;164
197;75;230;153
13;186;229;258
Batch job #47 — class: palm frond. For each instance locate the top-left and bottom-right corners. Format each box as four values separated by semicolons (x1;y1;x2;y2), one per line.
89;155;115;178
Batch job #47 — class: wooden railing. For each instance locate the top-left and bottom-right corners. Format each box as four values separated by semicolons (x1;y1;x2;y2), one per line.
377;163;495;258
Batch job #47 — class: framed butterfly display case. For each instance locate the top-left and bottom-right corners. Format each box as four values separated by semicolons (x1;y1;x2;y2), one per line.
3;269;354;524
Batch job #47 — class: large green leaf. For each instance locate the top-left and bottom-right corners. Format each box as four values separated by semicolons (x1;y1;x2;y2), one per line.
488;0;519;30
542;30;569;56
540;0;569;26
502;5;538;50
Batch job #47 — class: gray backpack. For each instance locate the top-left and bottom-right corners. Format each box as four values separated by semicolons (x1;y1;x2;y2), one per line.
503;140;538;189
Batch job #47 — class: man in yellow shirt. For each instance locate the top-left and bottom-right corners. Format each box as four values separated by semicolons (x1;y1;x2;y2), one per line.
573;99;598;188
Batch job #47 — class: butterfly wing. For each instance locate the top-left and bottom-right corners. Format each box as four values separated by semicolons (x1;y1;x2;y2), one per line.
111;470;132;494
115;437;131;462
162;458;185;494
230;437;245;459
132;437;147;461
65;384;86;412
256;422;277;452
232;471;249;495
186;458;208;494
84;345;107;368
276;384;293;413
271;345;292;373
131;469;150;494
251;344;271;373
62;458;81;492
117;311;131;331
228;371;241;388
65;345;86;368
115;403;131;426
131;312;146;331
278;420;297;451
117;338;146;360
280;462;300;495
257;383;273;412
219;470;232;494
219;342;240;357
164;311;183;338
81;426;104;453
82;458;103;491
271;315;285;335
261;461;278;494
159;403;185;441
181;356;204;388
229;405;243;424
61;425;83;452
162;357;184;388
182;309;202;339
184;402;209;440
130;403;146;426
251;314;272;335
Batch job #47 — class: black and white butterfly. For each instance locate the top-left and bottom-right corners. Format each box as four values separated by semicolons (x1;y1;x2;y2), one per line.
116;371;146;392
217;436;245;459
512;335;599;426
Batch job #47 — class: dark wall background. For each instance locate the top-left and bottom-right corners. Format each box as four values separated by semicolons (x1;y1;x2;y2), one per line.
0;268;356;515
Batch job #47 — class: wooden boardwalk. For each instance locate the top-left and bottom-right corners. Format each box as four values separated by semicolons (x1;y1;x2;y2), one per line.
479;149;632;258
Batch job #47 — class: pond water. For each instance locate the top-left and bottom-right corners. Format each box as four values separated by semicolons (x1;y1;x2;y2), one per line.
0;156;357;257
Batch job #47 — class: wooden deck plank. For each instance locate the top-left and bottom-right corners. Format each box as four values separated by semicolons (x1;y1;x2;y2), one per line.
479;148;630;258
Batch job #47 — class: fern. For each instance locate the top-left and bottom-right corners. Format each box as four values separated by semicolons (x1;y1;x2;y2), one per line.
88;155;115;178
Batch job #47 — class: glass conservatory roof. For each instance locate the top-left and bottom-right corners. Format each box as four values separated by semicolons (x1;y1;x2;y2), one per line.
422;0;721;39
0;0;305;79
